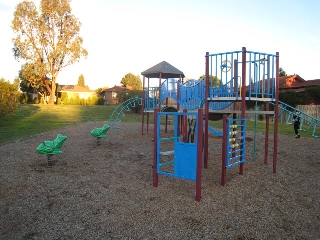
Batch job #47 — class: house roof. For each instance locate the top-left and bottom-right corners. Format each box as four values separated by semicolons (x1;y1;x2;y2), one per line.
102;86;133;92
141;61;185;78
279;74;320;89
244;74;320;92
59;85;95;93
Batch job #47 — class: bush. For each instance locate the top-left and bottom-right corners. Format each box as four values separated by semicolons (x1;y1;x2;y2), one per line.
305;86;320;105
61;92;68;103
74;96;80;105
91;95;99;105
279;90;305;107
0;78;19;118
27;94;34;104
97;96;104;105
19;93;28;104
34;97;39;104
79;98;85;105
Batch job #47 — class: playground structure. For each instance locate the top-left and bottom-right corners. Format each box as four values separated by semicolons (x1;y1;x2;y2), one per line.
140;47;280;201
103;47;319;201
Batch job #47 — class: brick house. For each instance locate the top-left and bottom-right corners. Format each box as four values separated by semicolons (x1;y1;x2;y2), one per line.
101;86;133;105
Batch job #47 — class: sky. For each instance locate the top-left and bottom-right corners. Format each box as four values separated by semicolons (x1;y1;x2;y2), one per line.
0;0;319;90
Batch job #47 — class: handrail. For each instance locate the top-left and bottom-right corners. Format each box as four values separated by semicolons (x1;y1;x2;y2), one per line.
270;100;320;138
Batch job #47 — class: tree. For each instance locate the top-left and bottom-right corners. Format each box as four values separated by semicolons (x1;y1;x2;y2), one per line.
13;77;20;91
19;63;49;99
279;67;287;77
0;78;19;118
198;74;221;86
120;73;142;90
11;0;88;104
77;74;88;88
117;89;143;112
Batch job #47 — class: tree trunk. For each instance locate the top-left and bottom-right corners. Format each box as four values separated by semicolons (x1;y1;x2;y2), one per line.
48;78;56;105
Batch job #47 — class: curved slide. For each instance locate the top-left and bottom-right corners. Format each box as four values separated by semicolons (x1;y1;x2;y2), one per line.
208;125;223;137
202;121;223;137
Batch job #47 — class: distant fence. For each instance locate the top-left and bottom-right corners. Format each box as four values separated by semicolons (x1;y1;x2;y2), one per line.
296;105;320;119
277;105;320;125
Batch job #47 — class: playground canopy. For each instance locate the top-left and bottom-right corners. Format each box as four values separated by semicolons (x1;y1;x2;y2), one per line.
141;61;185;79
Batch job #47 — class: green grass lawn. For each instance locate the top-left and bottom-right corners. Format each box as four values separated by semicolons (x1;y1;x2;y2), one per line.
0;104;315;144
0;104;142;144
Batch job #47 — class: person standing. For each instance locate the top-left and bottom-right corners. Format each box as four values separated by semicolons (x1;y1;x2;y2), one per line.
293;110;301;138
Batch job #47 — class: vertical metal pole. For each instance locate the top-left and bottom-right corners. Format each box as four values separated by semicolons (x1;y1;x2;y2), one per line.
196;108;203;201
232;60;237;161
153;108;159;187
183;109;188;142
141;76;145;135
241;47;247;115
204;52;209;168
165;86;168;133
273;52;280;173
178;75;181;134
233;59;238;116
159;73;162;112
265;102;269;165
146;78;150;133
147;112;149;133
179;115;182;135
239;47;246;175
221;114;227;186
264;56;271;164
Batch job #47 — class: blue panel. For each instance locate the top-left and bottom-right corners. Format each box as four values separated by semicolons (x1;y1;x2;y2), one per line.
174;142;197;181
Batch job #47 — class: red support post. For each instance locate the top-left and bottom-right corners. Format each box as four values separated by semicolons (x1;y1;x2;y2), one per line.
141;76;145;135
204;52;209;169
147;112;149;133
232;60;238;161
265;102;270;165
221;114;228;186
273;52;280;173
241;47;247;117
146;78;150;133
183;109;188;142
165;98;168;133
153;108;159;187
178;76;182;135
179;115;183;135
239;47;246;175
196;108;203;201
159;73;162;112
